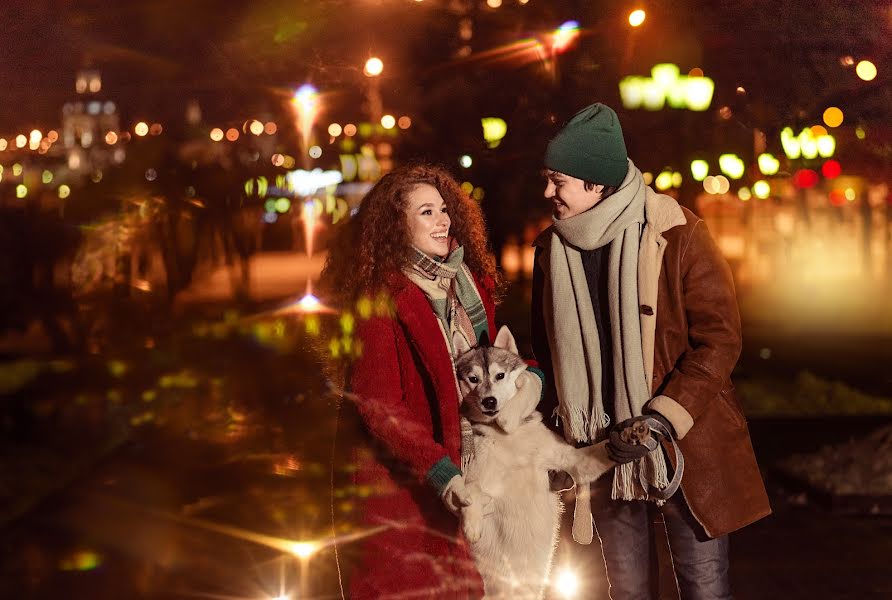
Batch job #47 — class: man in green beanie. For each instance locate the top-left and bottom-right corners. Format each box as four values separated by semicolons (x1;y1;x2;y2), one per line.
531;102;770;599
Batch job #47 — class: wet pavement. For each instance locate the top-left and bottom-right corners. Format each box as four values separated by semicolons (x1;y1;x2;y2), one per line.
2;416;892;599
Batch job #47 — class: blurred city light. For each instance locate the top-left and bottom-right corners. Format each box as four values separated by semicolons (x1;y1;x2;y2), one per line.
552;21;580;53
655;170;673;191
719;154;745;179
481;117;507;148
249;120;264;135
758;153;780;175
380;114;396;129
226;128;239;141
363;57;384;77
821;160;841;179
793;169;819;189
753;180;771;198
209;128;224;141
823;106;844;128
15;134;26;148
685;76;715;111
286;168;343;196
105;131;118;144
309;145;322;158
328;123;342;137
16;184;27;198
628;9;646;27
619;64;713;111
134;122;149;136
855;60;877;81
397;115;412;129
459;154;472;168
486;0;502;8
738;186;752;201
58;184;70;199
690;160;709;181
671;171;683;187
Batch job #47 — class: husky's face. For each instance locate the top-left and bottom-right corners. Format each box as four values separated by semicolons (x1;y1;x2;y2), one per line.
454;326;527;424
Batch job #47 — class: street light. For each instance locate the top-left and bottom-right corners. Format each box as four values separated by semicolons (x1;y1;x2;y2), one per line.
364;57;383;77
628;9;646;27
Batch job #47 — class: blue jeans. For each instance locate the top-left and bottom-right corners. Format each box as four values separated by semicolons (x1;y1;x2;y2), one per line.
589;477;732;600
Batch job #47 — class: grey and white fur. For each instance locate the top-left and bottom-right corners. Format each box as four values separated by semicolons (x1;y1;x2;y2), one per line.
454;325;615;599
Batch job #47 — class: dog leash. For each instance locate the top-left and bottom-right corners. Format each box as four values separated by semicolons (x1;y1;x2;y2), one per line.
624;416;684;500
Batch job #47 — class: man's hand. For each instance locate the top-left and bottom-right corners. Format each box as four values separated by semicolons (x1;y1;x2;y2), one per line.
606;414;675;464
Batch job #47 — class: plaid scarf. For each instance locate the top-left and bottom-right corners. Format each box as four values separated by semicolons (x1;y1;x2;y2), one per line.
404;244;489;356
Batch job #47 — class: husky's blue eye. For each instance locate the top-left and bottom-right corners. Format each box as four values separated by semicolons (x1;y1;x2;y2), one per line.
495;373;505;380
468;375;479;384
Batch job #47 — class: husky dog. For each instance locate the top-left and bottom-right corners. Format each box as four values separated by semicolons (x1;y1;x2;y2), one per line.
454;326;615;599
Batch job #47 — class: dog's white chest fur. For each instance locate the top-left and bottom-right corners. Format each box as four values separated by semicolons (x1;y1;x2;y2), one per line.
453;326;615;599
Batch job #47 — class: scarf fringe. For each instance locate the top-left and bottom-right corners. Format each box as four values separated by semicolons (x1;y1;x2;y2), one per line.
611;446;670;505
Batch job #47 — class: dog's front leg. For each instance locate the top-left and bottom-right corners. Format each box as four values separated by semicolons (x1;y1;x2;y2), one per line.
563;441;616;545
460;482;491;543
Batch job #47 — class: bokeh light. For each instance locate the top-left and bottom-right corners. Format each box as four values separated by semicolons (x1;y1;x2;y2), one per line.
328;123;342;137
823;107;844;128
738;187;752;201
381;114;396;129
344;123;357;137
134;122;149;136
105;131;118;145
855;60;877;81
459;155;472;168
249;120;264;135
364;57;384;77
690;160;709;181
629;9;646;27
398;116;412;129
821;159;841;179
752;180;771;199
210;128;224;141
225;128;239;141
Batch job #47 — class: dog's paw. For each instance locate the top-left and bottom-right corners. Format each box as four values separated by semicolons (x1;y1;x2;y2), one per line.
462;504;484;543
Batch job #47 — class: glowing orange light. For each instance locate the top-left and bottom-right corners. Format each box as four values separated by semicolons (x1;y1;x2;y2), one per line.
47;130;59;142
364;57;384;77
381;114;396;129
210;128;224;141
398;116;412;129
344;123;357;137
15;134;26;148
134;122;149;136
264;121;278;135
149;123;163;135
688;67;704;77
823;107;844;128
249;120;264;135
225;128;239;141
628;9;646;27
105;131;118;144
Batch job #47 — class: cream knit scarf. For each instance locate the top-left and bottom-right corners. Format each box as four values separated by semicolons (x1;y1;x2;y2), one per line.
545;160;669;501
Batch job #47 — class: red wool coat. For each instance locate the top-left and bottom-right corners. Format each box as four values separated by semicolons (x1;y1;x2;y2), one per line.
347;271;496;599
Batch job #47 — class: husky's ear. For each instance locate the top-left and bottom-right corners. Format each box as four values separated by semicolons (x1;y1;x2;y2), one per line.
492;325;518;355
452;331;473;356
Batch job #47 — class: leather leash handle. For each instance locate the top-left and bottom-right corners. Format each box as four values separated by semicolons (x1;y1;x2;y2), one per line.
643;416;684;500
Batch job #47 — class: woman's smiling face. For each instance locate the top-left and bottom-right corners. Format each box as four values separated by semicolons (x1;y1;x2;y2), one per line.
404;183;451;258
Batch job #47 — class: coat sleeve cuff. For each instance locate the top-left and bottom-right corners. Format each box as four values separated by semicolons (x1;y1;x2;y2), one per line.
426;456;461;493
647;395;694;440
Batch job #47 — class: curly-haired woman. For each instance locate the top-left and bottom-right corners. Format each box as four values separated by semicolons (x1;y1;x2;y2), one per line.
321;163;500;598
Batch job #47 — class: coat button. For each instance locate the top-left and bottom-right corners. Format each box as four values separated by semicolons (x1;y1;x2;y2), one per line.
640;304;654;316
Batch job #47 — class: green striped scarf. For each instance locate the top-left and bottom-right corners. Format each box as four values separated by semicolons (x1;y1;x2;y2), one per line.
404;245;489;356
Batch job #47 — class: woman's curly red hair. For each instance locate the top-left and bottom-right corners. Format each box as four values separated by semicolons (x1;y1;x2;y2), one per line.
320;163;500;306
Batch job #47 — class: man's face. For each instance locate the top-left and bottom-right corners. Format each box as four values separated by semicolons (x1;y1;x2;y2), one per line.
543;169;605;219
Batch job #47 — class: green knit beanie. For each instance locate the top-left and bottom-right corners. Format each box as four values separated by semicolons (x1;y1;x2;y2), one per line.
545;103;629;187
